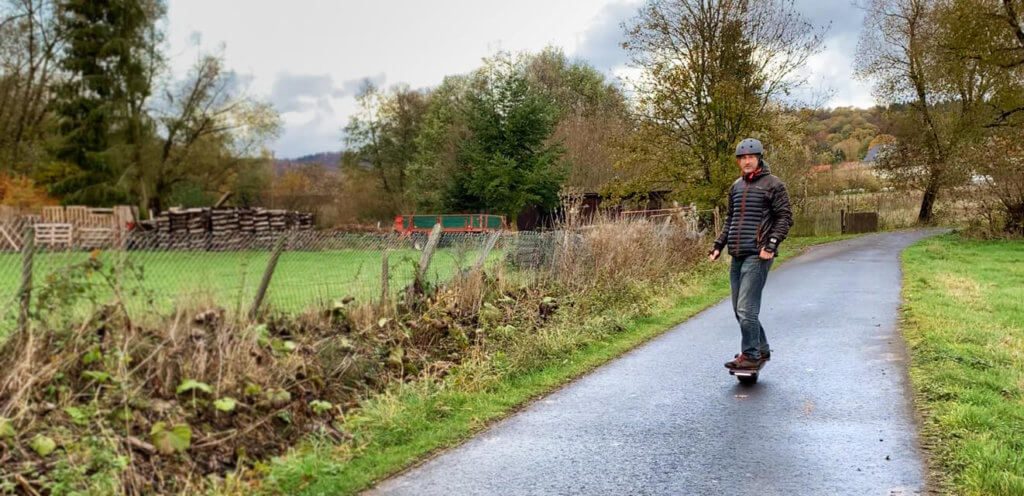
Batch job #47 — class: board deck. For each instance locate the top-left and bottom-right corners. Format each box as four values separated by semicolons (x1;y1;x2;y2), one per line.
728;362;766;378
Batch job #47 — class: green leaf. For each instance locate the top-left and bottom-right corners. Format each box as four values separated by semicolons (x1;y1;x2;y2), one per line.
150;422;191;455
81;346;102;365
81;370;111;383
265;388;291;407
214;397;237;412
0;418;14;439
276;410;292;424
30;435;57;456
112;407;133;422
271;339;297;354
309;400;334;415
176;379;212;395
63;406;90;426
249;324;270;347
244;383;262;397
249;323;268;338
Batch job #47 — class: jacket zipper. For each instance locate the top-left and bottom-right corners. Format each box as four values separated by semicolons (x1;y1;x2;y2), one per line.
732;180;751;253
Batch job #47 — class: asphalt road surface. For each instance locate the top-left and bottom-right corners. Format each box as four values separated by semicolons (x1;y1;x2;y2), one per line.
371;231;938;496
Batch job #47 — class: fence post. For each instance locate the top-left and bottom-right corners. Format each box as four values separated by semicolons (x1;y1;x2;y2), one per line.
380;250;390;304
408;224;443;298
472;231;501;272
250;233;288;319
417;224;443;280
18;226;35;333
713;206;722;237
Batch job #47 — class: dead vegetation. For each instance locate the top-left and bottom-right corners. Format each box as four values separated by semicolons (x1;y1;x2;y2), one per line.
0;215;704;494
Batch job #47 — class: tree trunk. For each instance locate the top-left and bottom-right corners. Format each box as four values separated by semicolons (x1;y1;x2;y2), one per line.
148;196;163;218
1006;202;1024;236
918;180;939;224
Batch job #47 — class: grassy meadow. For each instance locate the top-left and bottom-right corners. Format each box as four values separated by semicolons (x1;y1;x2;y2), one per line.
901;234;1024;495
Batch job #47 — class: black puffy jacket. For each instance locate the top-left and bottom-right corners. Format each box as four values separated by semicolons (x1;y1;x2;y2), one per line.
713;161;793;258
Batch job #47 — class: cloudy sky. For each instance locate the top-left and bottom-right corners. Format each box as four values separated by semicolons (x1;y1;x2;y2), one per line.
166;0;873;159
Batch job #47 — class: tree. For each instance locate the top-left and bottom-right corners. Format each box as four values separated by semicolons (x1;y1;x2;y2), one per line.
525;47;631;192
960;129;1024;235
408;49;632;219
833;137;863;162
343;82;430;215
934;0;1024;128
0;0;62;172
408;75;472;212
0;171;54;207
856;0;969;223
857;0;1024;223
50;0;164;205
444;55;566;223
931;0;1024;233
620;0;825;206
231;158;270;207
145;54;279;215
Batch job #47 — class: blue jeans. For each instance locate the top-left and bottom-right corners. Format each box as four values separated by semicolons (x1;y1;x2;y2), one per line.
730;255;773;360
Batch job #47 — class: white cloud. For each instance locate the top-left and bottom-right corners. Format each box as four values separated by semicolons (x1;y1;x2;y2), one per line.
167;0;876;157
573;0;644;73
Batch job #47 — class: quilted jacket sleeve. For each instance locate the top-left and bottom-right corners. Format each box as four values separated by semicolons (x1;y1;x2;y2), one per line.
764;181;793;253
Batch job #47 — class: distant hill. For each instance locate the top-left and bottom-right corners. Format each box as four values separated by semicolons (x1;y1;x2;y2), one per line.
273;152;342;174
801;107;884;164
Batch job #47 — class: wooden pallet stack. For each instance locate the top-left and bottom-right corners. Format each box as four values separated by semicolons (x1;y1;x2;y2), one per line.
210;209;239;250
291;211;315;229
158;208;206;249
210;209;238;234
143;207;314;250
238;208;255;233
32;205;137;249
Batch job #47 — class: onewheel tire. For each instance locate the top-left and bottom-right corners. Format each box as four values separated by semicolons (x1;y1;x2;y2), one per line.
737;374;758;385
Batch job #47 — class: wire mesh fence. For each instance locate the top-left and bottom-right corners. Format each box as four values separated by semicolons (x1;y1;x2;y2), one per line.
0;218;566;336
0;202;714;340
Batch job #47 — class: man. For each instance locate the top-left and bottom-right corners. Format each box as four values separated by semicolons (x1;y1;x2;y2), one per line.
709;138;793;370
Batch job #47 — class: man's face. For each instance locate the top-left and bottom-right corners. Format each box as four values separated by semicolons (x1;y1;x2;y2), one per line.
737;154;760;175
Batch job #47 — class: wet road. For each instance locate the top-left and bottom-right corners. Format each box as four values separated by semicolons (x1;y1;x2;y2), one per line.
372;231;937;496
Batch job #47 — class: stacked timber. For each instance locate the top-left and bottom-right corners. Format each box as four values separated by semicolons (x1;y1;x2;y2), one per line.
210;209;237;234
142;207;314;250
209;209;239;250
238;208;255;234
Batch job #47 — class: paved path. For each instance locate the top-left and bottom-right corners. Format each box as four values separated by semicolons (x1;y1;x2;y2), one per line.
372;231;937;496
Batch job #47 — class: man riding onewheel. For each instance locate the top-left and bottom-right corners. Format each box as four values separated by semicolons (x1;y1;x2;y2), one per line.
708;138;794;371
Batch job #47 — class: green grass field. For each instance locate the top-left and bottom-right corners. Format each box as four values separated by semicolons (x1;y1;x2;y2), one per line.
901;234;1024;495
0;245;497;333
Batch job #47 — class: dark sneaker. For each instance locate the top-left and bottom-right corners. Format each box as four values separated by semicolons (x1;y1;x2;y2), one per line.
725;353;760;369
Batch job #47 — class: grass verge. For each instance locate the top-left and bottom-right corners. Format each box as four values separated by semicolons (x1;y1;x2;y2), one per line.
900;233;1024;495
260;234;854;495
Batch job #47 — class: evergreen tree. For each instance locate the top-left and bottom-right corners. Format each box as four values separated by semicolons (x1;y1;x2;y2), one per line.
51;0;162;205
444;60;566;223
